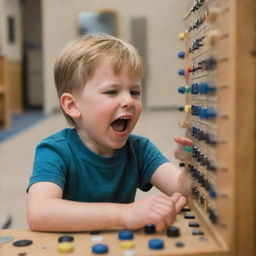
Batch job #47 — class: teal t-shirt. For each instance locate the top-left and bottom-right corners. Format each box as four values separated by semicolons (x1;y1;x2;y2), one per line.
28;128;169;203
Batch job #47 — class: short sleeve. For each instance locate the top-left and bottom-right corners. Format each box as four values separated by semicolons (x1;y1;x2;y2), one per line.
27;139;69;192
138;137;169;191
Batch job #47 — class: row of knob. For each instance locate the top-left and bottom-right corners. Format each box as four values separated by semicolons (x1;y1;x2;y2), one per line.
189;165;217;197
178;57;218;75
190;0;205;13
178;82;215;95
191;126;217;145
192;147;217;172
192;186;218;224
178;105;217;120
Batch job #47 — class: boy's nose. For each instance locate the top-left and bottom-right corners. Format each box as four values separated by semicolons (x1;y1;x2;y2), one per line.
121;93;133;108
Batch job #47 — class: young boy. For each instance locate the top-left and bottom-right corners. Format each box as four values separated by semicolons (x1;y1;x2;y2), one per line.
27;34;191;233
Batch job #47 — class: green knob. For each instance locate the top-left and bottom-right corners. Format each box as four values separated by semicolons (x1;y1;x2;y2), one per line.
184;146;192;152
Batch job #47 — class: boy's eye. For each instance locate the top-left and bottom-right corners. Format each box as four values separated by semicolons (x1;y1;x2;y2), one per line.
130;90;141;96
104;90;118;95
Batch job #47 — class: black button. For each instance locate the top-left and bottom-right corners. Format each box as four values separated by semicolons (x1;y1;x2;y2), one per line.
184;214;195;219
144;224;156;234
192;230;204;235
181;207;191;212
166;226;180;237
13;239;33;247
189;221;200;227
58;235;74;243
89;230;101;235
175;241;185;247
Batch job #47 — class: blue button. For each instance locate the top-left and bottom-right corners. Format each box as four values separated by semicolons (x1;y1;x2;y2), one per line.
178;86;185;93
209;189;217;198
118;230;134;240
178;51;185;59
148;239;164;250
178;69;185;76
92;244;108;254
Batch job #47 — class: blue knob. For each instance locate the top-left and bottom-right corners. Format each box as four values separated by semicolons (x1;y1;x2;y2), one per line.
199;82;216;94
148;239;164;250
209;189;217;198
118;230;134;240
92;244;108;254
191;83;199;94
178;51;185;59
178;106;184;112
199;107;217;119
178;86;185;93
205;108;217;119
178;69;185;76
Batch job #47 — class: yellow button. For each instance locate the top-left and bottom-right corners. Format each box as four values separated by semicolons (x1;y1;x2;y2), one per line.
179;30;188;40
184;105;191;113
58;242;74;254
121;241;135;249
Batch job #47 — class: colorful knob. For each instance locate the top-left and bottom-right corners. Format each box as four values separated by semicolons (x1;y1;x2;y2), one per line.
185;146;192;152
198;82;215;94
178;51;186;59
148;239;164;250
184;105;191;113
58;242;74;254
118;230;134;240
92;244;108;254
178;31;188;40
178;69;185;76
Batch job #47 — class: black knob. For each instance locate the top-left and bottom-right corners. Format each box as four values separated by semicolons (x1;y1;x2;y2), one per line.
144;224;156;234
167;226;180;237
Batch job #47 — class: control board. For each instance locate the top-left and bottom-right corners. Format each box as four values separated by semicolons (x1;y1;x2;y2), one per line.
177;0;256;256
0;208;222;256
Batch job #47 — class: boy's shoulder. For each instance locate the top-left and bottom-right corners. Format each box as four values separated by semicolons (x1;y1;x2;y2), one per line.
41;128;73;142
127;134;150;148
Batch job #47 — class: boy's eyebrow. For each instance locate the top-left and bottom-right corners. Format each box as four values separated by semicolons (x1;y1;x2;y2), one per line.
99;82;142;89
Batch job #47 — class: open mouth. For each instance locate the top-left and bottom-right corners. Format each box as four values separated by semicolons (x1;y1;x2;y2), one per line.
111;118;130;132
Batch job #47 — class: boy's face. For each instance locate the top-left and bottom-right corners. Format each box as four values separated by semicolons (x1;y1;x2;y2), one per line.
75;57;142;156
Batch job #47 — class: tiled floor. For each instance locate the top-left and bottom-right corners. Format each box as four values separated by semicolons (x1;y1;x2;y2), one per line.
0;110;184;229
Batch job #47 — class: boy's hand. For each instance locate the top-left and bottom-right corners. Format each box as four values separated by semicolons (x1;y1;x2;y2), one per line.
121;193;187;232
173;135;193;161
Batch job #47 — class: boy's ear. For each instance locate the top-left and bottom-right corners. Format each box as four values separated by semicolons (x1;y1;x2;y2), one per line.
60;93;81;119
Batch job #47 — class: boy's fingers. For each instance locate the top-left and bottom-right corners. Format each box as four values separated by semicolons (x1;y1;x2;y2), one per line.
173;136;193;146
175;196;188;213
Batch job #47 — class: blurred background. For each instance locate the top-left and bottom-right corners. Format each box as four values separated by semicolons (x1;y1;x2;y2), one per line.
0;0;187;229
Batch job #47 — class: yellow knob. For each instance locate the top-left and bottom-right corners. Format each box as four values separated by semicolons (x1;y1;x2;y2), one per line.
58;242;74;254
178;30;188;40
121;241;135;249
184;105;191;113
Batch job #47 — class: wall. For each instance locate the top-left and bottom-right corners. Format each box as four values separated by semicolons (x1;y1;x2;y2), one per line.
1;0;22;61
42;0;186;113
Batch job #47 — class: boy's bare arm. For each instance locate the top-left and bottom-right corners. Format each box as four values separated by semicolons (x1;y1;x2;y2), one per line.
27;182;125;232
150;162;191;198
27;182;181;232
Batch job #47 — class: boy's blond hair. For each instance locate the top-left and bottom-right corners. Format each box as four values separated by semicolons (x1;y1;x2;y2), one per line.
54;34;144;126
